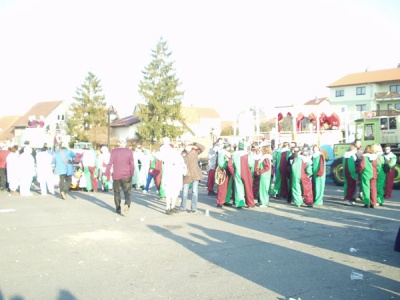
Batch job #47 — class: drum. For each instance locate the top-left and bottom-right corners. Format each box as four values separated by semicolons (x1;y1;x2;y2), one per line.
215;166;227;185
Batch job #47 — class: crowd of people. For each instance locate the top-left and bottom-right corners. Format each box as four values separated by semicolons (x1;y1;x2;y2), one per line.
342;140;396;208
207;139;326;209
0;136;397;216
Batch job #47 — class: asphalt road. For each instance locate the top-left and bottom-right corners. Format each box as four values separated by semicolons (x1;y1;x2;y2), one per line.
0;179;399;300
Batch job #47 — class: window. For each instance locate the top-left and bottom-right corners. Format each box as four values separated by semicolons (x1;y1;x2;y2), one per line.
389;117;397;129
356;86;366;95
387;104;392;111
335;89;344;97
356;104;366;112
364;124;374;141
395;103;400;110
380;118;388;130
390;85;400;93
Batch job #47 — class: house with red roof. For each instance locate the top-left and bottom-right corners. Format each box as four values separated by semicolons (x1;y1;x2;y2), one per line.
328;66;400;121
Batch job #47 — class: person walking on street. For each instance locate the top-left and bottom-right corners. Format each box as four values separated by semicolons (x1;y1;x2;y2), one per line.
179;140;205;213
54;143;76;200
105;137;134;216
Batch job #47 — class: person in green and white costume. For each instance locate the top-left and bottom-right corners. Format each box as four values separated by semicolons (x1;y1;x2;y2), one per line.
311;145;326;206
255;144;272;207
273;142;291;199
290;148;313;207
216;142;233;207
356;145;378;208
227;140;255;208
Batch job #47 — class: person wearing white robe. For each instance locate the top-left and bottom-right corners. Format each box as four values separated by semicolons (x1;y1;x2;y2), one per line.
19;146;36;196
36;146;55;195
161;143;186;214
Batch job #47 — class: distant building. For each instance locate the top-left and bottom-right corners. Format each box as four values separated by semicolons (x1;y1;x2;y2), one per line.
328;66;400;122
111;105;221;148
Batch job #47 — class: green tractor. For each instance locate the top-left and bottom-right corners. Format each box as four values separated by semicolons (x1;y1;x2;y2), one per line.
330;115;400;189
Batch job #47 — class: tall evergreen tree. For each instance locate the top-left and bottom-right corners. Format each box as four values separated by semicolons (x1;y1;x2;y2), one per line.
137;37;185;144
67;72;107;144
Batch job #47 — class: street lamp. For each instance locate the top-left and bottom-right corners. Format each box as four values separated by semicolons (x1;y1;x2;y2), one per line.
107;106;117;149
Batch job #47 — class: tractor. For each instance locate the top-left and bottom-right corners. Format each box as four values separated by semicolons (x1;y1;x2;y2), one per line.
330;114;400;189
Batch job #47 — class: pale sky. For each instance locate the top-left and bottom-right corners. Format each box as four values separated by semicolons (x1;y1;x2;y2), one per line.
0;0;399;120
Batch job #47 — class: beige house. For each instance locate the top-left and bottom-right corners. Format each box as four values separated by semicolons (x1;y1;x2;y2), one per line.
0;115;21;146
10;100;70;148
328;67;400;123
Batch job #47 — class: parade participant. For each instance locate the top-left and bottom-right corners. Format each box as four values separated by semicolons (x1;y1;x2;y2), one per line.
138;148;152;191
271;143;282;197
286;146;297;203
288;147;303;206
373;143;386;206
299;150;314;206
105;137;134;216
275;142;291;199
342;144;358;205
81;147;98;192
6;146;20;195
216;141;233;207
132;145;143;189
383;145;396;199
142;151;159;194
161;143;186;215
179;140;205;213
19;146;36;196
255;145;272;207
250;141;262;201
207;139;222;195
270;143;281;195
0;145;10;192
35;145;55;195
311;145;326;206
98;146;112;192
355;139;364;199
54;143;76;200
357;145;378;208
156;137;172;199
227;140;255;208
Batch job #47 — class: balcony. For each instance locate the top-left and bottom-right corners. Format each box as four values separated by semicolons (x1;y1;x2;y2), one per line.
373;110;400;117
375;92;400;101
